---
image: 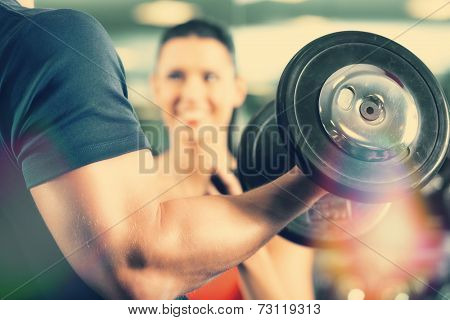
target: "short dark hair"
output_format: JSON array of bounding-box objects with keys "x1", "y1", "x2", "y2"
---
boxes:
[{"x1": 157, "y1": 19, "x2": 235, "y2": 64}]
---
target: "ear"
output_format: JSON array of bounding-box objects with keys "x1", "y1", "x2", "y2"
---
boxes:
[{"x1": 233, "y1": 75, "x2": 247, "y2": 109}]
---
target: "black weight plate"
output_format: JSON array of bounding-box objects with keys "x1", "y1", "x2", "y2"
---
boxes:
[
  {"x1": 237, "y1": 102, "x2": 390, "y2": 247},
  {"x1": 237, "y1": 101, "x2": 295, "y2": 189},
  {"x1": 277, "y1": 31, "x2": 450, "y2": 202}
]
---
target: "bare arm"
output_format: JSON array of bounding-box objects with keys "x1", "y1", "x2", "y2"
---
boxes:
[
  {"x1": 209, "y1": 168, "x2": 315, "y2": 300},
  {"x1": 31, "y1": 149, "x2": 325, "y2": 299},
  {"x1": 239, "y1": 237, "x2": 315, "y2": 300}
]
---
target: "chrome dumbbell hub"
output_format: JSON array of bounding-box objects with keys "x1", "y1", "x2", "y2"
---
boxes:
[{"x1": 319, "y1": 64, "x2": 419, "y2": 162}]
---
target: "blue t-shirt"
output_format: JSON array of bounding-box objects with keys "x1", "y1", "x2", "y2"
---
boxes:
[{"x1": 0, "y1": 0, "x2": 151, "y2": 298}]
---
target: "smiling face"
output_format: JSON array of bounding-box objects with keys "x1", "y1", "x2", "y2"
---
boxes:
[{"x1": 151, "y1": 36, "x2": 246, "y2": 144}]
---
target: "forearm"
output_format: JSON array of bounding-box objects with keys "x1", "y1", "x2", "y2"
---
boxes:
[
  {"x1": 238, "y1": 248, "x2": 287, "y2": 300},
  {"x1": 238, "y1": 238, "x2": 315, "y2": 300},
  {"x1": 134, "y1": 167, "x2": 325, "y2": 296}
]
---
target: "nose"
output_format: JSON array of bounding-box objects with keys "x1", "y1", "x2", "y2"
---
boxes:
[{"x1": 180, "y1": 75, "x2": 207, "y2": 107}]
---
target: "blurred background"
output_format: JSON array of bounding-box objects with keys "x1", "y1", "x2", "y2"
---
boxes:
[{"x1": 35, "y1": 0, "x2": 450, "y2": 300}]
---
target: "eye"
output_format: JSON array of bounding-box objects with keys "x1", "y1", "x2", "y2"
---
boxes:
[
  {"x1": 204, "y1": 72, "x2": 218, "y2": 82},
  {"x1": 167, "y1": 70, "x2": 184, "y2": 81}
]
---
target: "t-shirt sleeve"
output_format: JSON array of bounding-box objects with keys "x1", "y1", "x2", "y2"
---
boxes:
[{"x1": 10, "y1": 9, "x2": 151, "y2": 188}]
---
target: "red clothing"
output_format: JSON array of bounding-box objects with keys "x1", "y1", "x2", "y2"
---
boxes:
[{"x1": 187, "y1": 267, "x2": 243, "y2": 300}]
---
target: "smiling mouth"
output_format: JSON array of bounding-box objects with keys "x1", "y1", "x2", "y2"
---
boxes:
[{"x1": 185, "y1": 120, "x2": 199, "y2": 127}]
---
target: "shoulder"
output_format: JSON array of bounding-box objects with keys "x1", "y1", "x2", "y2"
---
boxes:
[
  {"x1": 13, "y1": 8, "x2": 123, "y2": 85},
  {"x1": 18, "y1": 9, "x2": 114, "y2": 60},
  {"x1": 28, "y1": 8, "x2": 105, "y2": 37}
]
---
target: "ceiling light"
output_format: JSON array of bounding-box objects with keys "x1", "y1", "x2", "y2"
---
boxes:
[
  {"x1": 407, "y1": 0, "x2": 450, "y2": 21},
  {"x1": 234, "y1": 0, "x2": 309, "y2": 4},
  {"x1": 133, "y1": 1, "x2": 199, "y2": 27},
  {"x1": 271, "y1": 0, "x2": 310, "y2": 3}
]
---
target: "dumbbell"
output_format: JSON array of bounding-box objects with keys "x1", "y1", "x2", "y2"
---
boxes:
[{"x1": 237, "y1": 31, "x2": 450, "y2": 247}]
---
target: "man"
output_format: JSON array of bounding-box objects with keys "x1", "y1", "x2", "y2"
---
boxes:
[
  {"x1": 150, "y1": 20, "x2": 315, "y2": 299},
  {"x1": 0, "y1": 0, "x2": 325, "y2": 299}
]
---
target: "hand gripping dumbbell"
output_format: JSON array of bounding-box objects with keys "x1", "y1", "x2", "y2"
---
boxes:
[{"x1": 237, "y1": 31, "x2": 450, "y2": 247}]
